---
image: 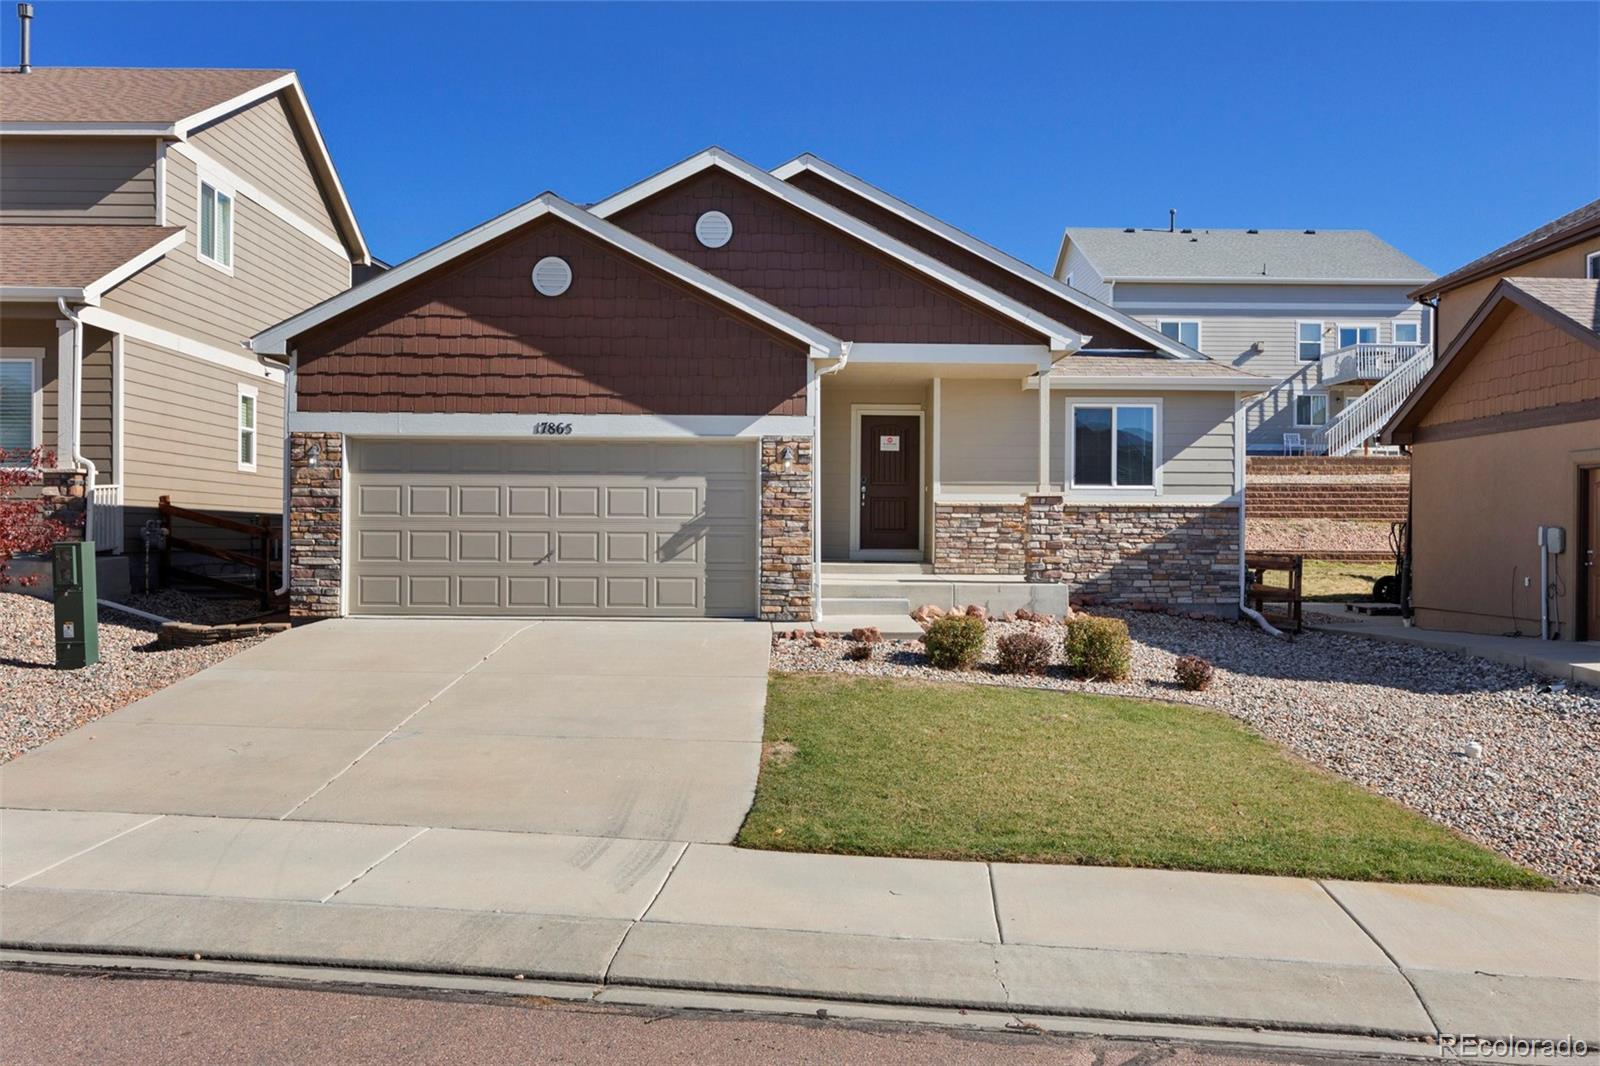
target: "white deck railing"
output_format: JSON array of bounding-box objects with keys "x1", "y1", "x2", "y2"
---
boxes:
[
  {"x1": 89, "y1": 482, "x2": 124, "y2": 554},
  {"x1": 1319, "y1": 343, "x2": 1429, "y2": 386},
  {"x1": 1317, "y1": 346, "x2": 1435, "y2": 456}
]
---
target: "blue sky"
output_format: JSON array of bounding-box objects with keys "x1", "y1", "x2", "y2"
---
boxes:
[{"x1": 7, "y1": 2, "x2": 1596, "y2": 275}]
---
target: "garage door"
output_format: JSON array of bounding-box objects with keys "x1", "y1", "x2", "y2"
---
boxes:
[{"x1": 348, "y1": 440, "x2": 758, "y2": 616}]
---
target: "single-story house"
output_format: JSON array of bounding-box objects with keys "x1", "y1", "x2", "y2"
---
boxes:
[{"x1": 252, "y1": 149, "x2": 1268, "y2": 622}]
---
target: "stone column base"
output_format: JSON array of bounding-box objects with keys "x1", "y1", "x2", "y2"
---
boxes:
[
  {"x1": 289, "y1": 432, "x2": 343, "y2": 622},
  {"x1": 759, "y1": 436, "x2": 813, "y2": 621}
]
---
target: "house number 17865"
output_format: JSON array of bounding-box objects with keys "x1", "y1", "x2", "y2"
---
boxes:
[{"x1": 532, "y1": 422, "x2": 574, "y2": 436}]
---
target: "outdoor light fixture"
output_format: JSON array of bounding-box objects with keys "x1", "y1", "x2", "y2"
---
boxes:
[
  {"x1": 780, "y1": 445, "x2": 795, "y2": 472},
  {"x1": 306, "y1": 443, "x2": 321, "y2": 467}
]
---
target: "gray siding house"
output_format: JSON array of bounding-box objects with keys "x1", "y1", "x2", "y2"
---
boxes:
[
  {"x1": 1054, "y1": 227, "x2": 1436, "y2": 455},
  {"x1": 0, "y1": 66, "x2": 369, "y2": 577}
]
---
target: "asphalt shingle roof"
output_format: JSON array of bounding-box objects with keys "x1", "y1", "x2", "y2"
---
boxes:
[
  {"x1": 0, "y1": 225, "x2": 181, "y2": 288},
  {"x1": 1064, "y1": 227, "x2": 1434, "y2": 283},
  {"x1": 1417, "y1": 200, "x2": 1600, "y2": 297},
  {"x1": 1504, "y1": 277, "x2": 1600, "y2": 334},
  {"x1": 1049, "y1": 353, "x2": 1269, "y2": 383},
  {"x1": 0, "y1": 67, "x2": 288, "y2": 124}
]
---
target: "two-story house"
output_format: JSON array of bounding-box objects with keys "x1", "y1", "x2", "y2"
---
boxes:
[
  {"x1": 0, "y1": 66, "x2": 369, "y2": 587},
  {"x1": 1053, "y1": 227, "x2": 1435, "y2": 456}
]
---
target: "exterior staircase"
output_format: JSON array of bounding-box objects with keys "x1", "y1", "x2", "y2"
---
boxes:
[
  {"x1": 1317, "y1": 345, "x2": 1436, "y2": 456},
  {"x1": 817, "y1": 562, "x2": 1070, "y2": 637}
]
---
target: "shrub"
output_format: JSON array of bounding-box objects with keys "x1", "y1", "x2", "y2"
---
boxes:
[
  {"x1": 1062, "y1": 615, "x2": 1131, "y2": 681},
  {"x1": 0, "y1": 447, "x2": 78, "y2": 587},
  {"x1": 1174, "y1": 655, "x2": 1214, "y2": 691},
  {"x1": 922, "y1": 614, "x2": 986, "y2": 671},
  {"x1": 995, "y1": 631, "x2": 1052, "y2": 675},
  {"x1": 844, "y1": 641, "x2": 874, "y2": 662}
]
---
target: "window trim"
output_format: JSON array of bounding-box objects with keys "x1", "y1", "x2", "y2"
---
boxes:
[
  {"x1": 1335, "y1": 322, "x2": 1379, "y2": 349},
  {"x1": 1294, "y1": 390, "x2": 1330, "y2": 428},
  {"x1": 1156, "y1": 319, "x2": 1202, "y2": 352},
  {"x1": 197, "y1": 170, "x2": 236, "y2": 275},
  {"x1": 0, "y1": 350, "x2": 45, "y2": 464},
  {"x1": 1586, "y1": 251, "x2": 1600, "y2": 279},
  {"x1": 1067, "y1": 398, "x2": 1163, "y2": 495},
  {"x1": 1391, "y1": 319, "x2": 1421, "y2": 346},
  {"x1": 1295, "y1": 319, "x2": 1326, "y2": 362},
  {"x1": 236, "y1": 382, "x2": 258, "y2": 473}
]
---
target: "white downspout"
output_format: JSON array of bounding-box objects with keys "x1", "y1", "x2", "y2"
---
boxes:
[
  {"x1": 1233, "y1": 390, "x2": 1283, "y2": 637},
  {"x1": 811, "y1": 344, "x2": 850, "y2": 625},
  {"x1": 55, "y1": 298, "x2": 99, "y2": 540},
  {"x1": 271, "y1": 349, "x2": 294, "y2": 597}
]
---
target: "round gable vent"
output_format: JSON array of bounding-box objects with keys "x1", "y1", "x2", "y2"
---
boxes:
[
  {"x1": 695, "y1": 210, "x2": 733, "y2": 249},
  {"x1": 531, "y1": 256, "x2": 572, "y2": 297}
]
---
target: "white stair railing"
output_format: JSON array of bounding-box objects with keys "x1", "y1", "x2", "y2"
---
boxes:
[
  {"x1": 89, "y1": 482, "x2": 124, "y2": 553},
  {"x1": 1319, "y1": 343, "x2": 1429, "y2": 386},
  {"x1": 1318, "y1": 346, "x2": 1435, "y2": 456}
]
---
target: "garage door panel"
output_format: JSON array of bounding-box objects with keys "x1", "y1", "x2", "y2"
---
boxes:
[{"x1": 350, "y1": 440, "x2": 761, "y2": 617}]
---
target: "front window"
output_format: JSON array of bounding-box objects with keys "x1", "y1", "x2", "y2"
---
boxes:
[
  {"x1": 1072, "y1": 403, "x2": 1157, "y2": 488},
  {"x1": 200, "y1": 180, "x2": 234, "y2": 269},
  {"x1": 1297, "y1": 321, "x2": 1324, "y2": 361},
  {"x1": 237, "y1": 384, "x2": 257, "y2": 472},
  {"x1": 0, "y1": 358, "x2": 40, "y2": 464},
  {"x1": 1295, "y1": 392, "x2": 1329, "y2": 427},
  {"x1": 1338, "y1": 324, "x2": 1377, "y2": 348},
  {"x1": 1158, "y1": 320, "x2": 1200, "y2": 350},
  {"x1": 1393, "y1": 321, "x2": 1420, "y2": 345}
]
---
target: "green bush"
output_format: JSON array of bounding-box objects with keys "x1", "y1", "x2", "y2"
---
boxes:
[
  {"x1": 995, "y1": 631, "x2": 1052, "y2": 675},
  {"x1": 1063, "y1": 615, "x2": 1131, "y2": 681},
  {"x1": 922, "y1": 614, "x2": 987, "y2": 671}
]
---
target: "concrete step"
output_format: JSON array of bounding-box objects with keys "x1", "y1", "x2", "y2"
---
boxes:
[
  {"x1": 820, "y1": 596, "x2": 912, "y2": 617},
  {"x1": 814, "y1": 613, "x2": 926, "y2": 639},
  {"x1": 822, "y1": 580, "x2": 1071, "y2": 617},
  {"x1": 820, "y1": 562, "x2": 931, "y2": 576}
]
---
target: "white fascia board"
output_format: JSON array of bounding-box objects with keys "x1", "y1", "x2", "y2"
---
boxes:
[
  {"x1": 77, "y1": 305, "x2": 282, "y2": 381},
  {"x1": 1104, "y1": 275, "x2": 1436, "y2": 286},
  {"x1": 288, "y1": 411, "x2": 813, "y2": 438},
  {"x1": 773, "y1": 154, "x2": 1202, "y2": 362},
  {"x1": 847, "y1": 343, "x2": 1049, "y2": 365},
  {"x1": 592, "y1": 148, "x2": 1083, "y2": 352},
  {"x1": 0, "y1": 122, "x2": 173, "y2": 136},
  {"x1": 1, "y1": 286, "x2": 86, "y2": 302},
  {"x1": 82, "y1": 230, "x2": 187, "y2": 302},
  {"x1": 170, "y1": 141, "x2": 351, "y2": 262},
  {"x1": 252, "y1": 193, "x2": 844, "y2": 359},
  {"x1": 172, "y1": 73, "x2": 371, "y2": 266},
  {"x1": 1027, "y1": 376, "x2": 1269, "y2": 392}
]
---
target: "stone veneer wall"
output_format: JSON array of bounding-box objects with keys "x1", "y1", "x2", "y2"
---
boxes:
[
  {"x1": 39, "y1": 469, "x2": 87, "y2": 537},
  {"x1": 289, "y1": 431, "x2": 343, "y2": 621},
  {"x1": 759, "y1": 436, "x2": 814, "y2": 622},
  {"x1": 932, "y1": 502, "x2": 1025, "y2": 575},
  {"x1": 1027, "y1": 496, "x2": 1240, "y2": 613}
]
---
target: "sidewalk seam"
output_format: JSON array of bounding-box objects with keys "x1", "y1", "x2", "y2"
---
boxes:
[
  {"x1": 318, "y1": 827, "x2": 431, "y2": 904},
  {"x1": 602, "y1": 841, "x2": 693, "y2": 987},
  {"x1": 1316, "y1": 880, "x2": 1443, "y2": 1036},
  {"x1": 985, "y1": 862, "x2": 1005, "y2": 944},
  {"x1": 278, "y1": 621, "x2": 544, "y2": 820},
  {"x1": 3, "y1": 814, "x2": 164, "y2": 889}
]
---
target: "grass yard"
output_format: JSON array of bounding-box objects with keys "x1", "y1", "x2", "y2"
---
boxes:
[
  {"x1": 1261, "y1": 559, "x2": 1394, "y2": 602},
  {"x1": 740, "y1": 674, "x2": 1544, "y2": 887}
]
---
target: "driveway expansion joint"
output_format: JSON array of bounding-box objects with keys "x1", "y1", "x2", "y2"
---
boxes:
[
  {"x1": 1314, "y1": 879, "x2": 1443, "y2": 1037},
  {"x1": 318, "y1": 827, "x2": 431, "y2": 903}
]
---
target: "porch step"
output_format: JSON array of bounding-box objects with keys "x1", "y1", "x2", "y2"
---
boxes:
[
  {"x1": 820, "y1": 561, "x2": 932, "y2": 576},
  {"x1": 816, "y1": 614, "x2": 926, "y2": 640},
  {"x1": 819, "y1": 580, "x2": 1072, "y2": 619},
  {"x1": 820, "y1": 596, "x2": 912, "y2": 617}
]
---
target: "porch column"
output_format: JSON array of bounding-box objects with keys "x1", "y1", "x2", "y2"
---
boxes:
[
  {"x1": 55, "y1": 317, "x2": 75, "y2": 463},
  {"x1": 1036, "y1": 369, "x2": 1051, "y2": 492}
]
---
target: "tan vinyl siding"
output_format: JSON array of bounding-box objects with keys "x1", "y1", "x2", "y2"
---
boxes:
[
  {"x1": 1056, "y1": 240, "x2": 1112, "y2": 302},
  {"x1": 80, "y1": 327, "x2": 114, "y2": 474},
  {"x1": 188, "y1": 93, "x2": 342, "y2": 243},
  {"x1": 937, "y1": 378, "x2": 1238, "y2": 499},
  {"x1": 100, "y1": 149, "x2": 350, "y2": 350},
  {"x1": 0, "y1": 137, "x2": 156, "y2": 224},
  {"x1": 818, "y1": 380, "x2": 931, "y2": 559},
  {"x1": 1433, "y1": 234, "x2": 1600, "y2": 348},
  {"x1": 121, "y1": 337, "x2": 282, "y2": 515}
]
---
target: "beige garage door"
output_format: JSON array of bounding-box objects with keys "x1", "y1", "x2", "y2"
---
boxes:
[{"x1": 348, "y1": 440, "x2": 758, "y2": 616}]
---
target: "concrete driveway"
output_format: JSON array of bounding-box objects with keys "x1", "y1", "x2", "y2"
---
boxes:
[{"x1": 0, "y1": 619, "x2": 770, "y2": 843}]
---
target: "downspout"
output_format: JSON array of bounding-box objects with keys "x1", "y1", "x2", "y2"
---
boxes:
[
  {"x1": 55, "y1": 298, "x2": 99, "y2": 537},
  {"x1": 811, "y1": 343, "x2": 850, "y2": 624},
  {"x1": 1233, "y1": 390, "x2": 1283, "y2": 637},
  {"x1": 251, "y1": 344, "x2": 293, "y2": 598}
]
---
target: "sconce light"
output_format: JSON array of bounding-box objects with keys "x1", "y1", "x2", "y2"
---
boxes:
[
  {"x1": 306, "y1": 443, "x2": 321, "y2": 467},
  {"x1": 780, "y1": 445, "x2": 795, "y2": 472}
]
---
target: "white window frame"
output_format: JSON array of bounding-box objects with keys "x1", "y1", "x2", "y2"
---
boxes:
[
  {"x1": 1294, "y1": 390, "x2": 1329, "y2": 428},
  {"x1": 236, "y1": 382, "x2": 258, "y2": 473},
  {"x1": 1067, "y1": 398, "x2": 1163, "y2": 495},
  {"x1": 197, "y1": 170, "x2": 236, "y2": 275},
  {"x1": 1336, "y1": 322, "x2": 1379, "y2": 349},
  {"x1": 1392, "y1": 320, "x2": 1421, "y2": 345},
  {"x1": 1295, "y1": 320, "x2": 1325, "y2": 362},
  {"x1": 0, "y1": 350, "x2": 45, "y2": 466},
  {"x1": 1586, "y1": 251, "x2": 1600, "y2": 279},
  {"x1": 1156, "y1": 319, "x2": 1202, "y2": 351}
]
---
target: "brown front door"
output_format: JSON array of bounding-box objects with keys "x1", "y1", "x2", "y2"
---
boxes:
[
  {"x1": 859, "y1": 414, "x2": 920, "y2": 551},
  {"x1": 1585, "y1": 468, "x2": 1600, "y2": 640}
]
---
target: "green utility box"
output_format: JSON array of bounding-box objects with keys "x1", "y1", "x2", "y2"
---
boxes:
[{"x1": 53, "y1": 540, "x2": 99, "y2": 669}]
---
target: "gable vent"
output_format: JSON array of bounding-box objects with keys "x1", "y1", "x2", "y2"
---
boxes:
[
  {"x1": 531, "y1": 256, "x2": 572, "y2": 297},
  {"x1": 695, "y1": 211, "x2": 733, "y2": 249}
]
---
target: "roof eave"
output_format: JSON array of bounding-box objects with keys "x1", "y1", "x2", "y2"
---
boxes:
[
  {"x1": 1104, "y1": 274, "x2": 1436, "y2": 286},
  {"x1": 1409, "y1": 219, "x2": 1600, "y2": 301}
]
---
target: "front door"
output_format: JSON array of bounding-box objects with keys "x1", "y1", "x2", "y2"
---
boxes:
[
  {"x1": 1585, "y1": 467, "x2": 1600, "y2": 640},
  {"x1": 859, "y1": 414, "x2": 920, "y2": 552}
]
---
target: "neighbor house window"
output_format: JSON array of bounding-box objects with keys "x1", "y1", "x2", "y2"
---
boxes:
[
  {"x1": 199, "y1": 178, "x2": 234, "y2": 270},
  {"x1": 1158, "y1": 320, "x2": 1201, "y2": 350},
  {"x1": 1337, "y1": 324, "x2": 1377, "y2": 348},
  {"x1": 1072, "y1": 403, "x2": 1158, "y2": 488},
  {"x1": 1393, "y1": 321, "x2": 1421, "y2": 345},
  {"x1": 0, "y1": 357, "x2": 41, "y2": 464},
  {"x1": 1297, "y1": 321, "x2": 1324, "y2": 361},
  {"x1": 1587, "y1": 251, "x2": 1599, "y2": 279},
  {"x1": 1295, "y1": 392, "x2": 1329, "y2": 427},
  {"x1": 237, "y1": 383, "x2": 258, "y2": 472}
]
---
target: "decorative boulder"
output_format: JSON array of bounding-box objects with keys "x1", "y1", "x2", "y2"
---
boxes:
[
  {"x1": 910, "y1": 604, "x2": 945, "y2": 623},
  {"x1": 964, "y1": 603, "x2": 988, "y2": 620},
  {"x1": 849, "y1": 626, "x2": 883, "y2": 644}
]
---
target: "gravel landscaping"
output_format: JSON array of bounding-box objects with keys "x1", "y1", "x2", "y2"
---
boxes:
[
  {"x1": 773, "y1": 611, "x2": 1600, "y2": 887},
  {"x1": 1, "y1": 592, "x2": 266, "y2": 763}
]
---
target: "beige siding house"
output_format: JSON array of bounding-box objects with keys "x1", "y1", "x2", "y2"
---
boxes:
[{"x1": 0, "y1": 67, "x2": 369, "y2": 588}]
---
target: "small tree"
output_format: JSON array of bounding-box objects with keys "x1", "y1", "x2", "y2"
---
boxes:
[{"x1": 0, "y1": 448, "x2": 80, "y2": 587}]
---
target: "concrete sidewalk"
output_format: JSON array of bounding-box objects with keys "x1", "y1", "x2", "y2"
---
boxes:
[
  {"x1": 1307, "y1": 607, "x2": 1600, "y2": 687},
  {"x1": 2, "y1": 809, "x2": 1595, "y2": 1048}
]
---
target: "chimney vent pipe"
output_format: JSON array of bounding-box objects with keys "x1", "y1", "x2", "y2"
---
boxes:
[{"x1": 17, "y1": 3, "x2": 33, "y2": 74}]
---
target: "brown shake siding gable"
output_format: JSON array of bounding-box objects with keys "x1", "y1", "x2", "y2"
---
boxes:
[
  {"x1": 785, "y1": 169, "x2": 1150, "y2": 351},
  {"x1": 609, "y1": 169, "x2": 1041, "y2": 345},
  {"x1": 294, "y1": 216, "x2": 809, "y2": 416}
]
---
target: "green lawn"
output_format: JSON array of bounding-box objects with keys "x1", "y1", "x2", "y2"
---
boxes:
[
  {"x1": 740, "y1": 674, "x2": 1545, "y2": 887},
  {"x1": 1279, "y1": 559, "x2": 1394, "y2": 602}
]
